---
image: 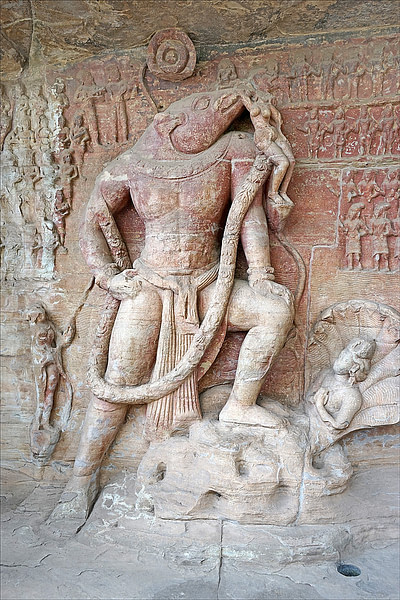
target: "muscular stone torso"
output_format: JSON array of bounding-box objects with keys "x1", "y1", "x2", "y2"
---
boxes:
[{"x1": 130, "y1": 160, "x2": 231, "y2": 271}]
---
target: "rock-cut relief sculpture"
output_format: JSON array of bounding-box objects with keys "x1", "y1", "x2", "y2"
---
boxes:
[
  {"x1": 26, "y1": 283, "x2": 93, "y2": 465},
  {"x1": 340, "y1": 169, "x2": 399, "y2": 272},
  {"x1": 26, "y1": 302, "x2": 75, "y2": 465},
  {"x1": 305, "y1": 300, "x2": 400, "y2": 493},
  {"x1": 50, "y1": 72, "x2": 298, "y2": 525}
]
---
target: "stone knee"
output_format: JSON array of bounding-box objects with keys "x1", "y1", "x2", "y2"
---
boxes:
[
  {"x1": 269, "y1": 153, "x2": 290, "y2": 194},
  {"x1": 274, "y1": 153, "x2": 290, "y2": 176},
  {"x1": 257, "y1": 294, "x2": 294, "y2": 342}
]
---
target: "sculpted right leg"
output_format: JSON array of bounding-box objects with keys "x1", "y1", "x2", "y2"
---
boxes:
[{"x1": 49, "y1": 285, "x2": 162, "y2": 523}]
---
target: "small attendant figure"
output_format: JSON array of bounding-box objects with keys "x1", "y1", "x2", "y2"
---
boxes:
[{"x1": 340, "y1": 202, "x2": 369, "y2": 270}]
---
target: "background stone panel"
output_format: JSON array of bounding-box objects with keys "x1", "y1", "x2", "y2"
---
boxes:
[{"x1": 1, "y1": 1, "x2": 398, "y2": 488}]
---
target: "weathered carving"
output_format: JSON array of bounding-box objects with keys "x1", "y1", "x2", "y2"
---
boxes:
[
  {"x1": 297, "y1": 108, "x2": 321, "y2": 158},
  {"x1": 340, "y1": 203, "x2": 369, "y2": 270},
  {"x1": 56, "y1": 150, "x2": 78, "y2": 205},
  {"x1": 377, "y1": 104, "x2": 396, "y2": 154},
  {"x1": 357, "y1": 106, "x2": 373, "y2": 155},
  {"x1": 146, "y1": 28, "x2": 196, "y2": 82},
  {"x1": 339, "y1": 169, "x2": 399, "y2": 272},
  {"x1": 135, "y1": 402, "x2": 307, "y2": 524},
  {"x1": 382, "y1": 168, "x2": 399, "y2": 203},
  {"x1": 306, "y1": 301, "x2": 400, "y2": 494},
  {"x1": 74, "y1": 71, "x2": 105, "y2": 146},
  {"x1": 297, "y1": 54, "x2": 320, "y2": 101},
  {"x1": 55, "y1": 114, "x2": 71, "y2": 154},
  {"x1": 394, "y1": 206, "x2": 400, "y2": 269},
  {"x1": 343, "y1": 170, "x2": 359, "y2": 203},
  {"x1": 0, "y1": 84, "x2": 13, "y2": 150},
  {"x1": 370, "y1": 201, "x2": 392, "y2": 271},
  {"x1": 105, "y1": 65, "x2": 130, "y2": 144},
  {"x1": 324, "y1": 54, "x2": 348, "y2": 100},
  {"x1": 348, "y1": 52, "x2": 367, "y2": 98},
  {"x1": 52, "y1": 190, "x2": 70, "y2": 248},
  {"x1": 357, "y1": 170, "x2": 382, "y2": 202},
  {"x1": 51, "y1": 78, "x2": 69, "y2": 113},
  {"x1": 49, "y1": 74, "x2": 298, "y2": 526},
  {"x1": 321, "y1": 108, "x2": 349, "y2": 158},
  {"x1": 216, "y1": 58, "x2": 238, "y2": 89},
  {"x1": 40, "y1": 219, "x2": 59, "y2": 276},
  {"x1": 25, "y1": 284, "x2": 93, "y2": 465},
  {"x1": 25, "y1": 302, "x2": 74, "y2": 465}
]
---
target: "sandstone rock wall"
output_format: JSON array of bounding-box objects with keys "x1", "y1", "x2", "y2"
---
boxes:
[{"x1": 1, "y1": 1, "x2": 399, "y2": 490}]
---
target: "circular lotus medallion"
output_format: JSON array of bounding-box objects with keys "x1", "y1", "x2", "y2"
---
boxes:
[{"x1": 147, "y1": 28, "x2": 196, "y2": 81}]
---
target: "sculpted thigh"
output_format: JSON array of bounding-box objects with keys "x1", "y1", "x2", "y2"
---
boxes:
[
  {"x1": 105, "y1": 284, "x2": 162, "y2": 385},
  {"x1": 199, "y1": 279, "x2": 292, "y2": 333}
]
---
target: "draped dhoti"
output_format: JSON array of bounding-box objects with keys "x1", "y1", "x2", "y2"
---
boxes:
[{"x1": 133, "y1": 259, "x2": 224, "y2": 440}]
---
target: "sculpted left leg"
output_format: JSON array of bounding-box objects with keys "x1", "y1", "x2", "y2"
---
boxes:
[
  {"x1": 200, "y1": 279, "x2": 294, "y2": 427},
  {"x1": 49, "y1": 287, "x2": 162, "y2": 527}
]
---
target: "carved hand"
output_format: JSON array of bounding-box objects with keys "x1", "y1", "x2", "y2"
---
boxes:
[
  {"x1": 250, "y1": 278, "x2": 294, "y2": 308},
  {"x1": 107, "y1": 270, "x2": 141, "y2": 300},
  {"x1": 314, "y1": 387, "x2": 329, "y2": 408}
]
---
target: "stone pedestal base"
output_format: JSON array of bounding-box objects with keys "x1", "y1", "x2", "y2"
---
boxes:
[{"x1": 135, "y1": 410, "x2": 308, "y2": 525}]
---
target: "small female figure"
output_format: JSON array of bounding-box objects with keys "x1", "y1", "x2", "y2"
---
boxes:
[
  {"x1": 69, "y1": 114, "x2": 90, "y2": 177},
  {"x1": 0, "y1": 84, "x2": 12, "y2": 150},
  {"x1": 377, "y1": 104, "x2": 396, "y2": 155},
  {"x1": 392, "y1": 205, "x2": 400, "y2": 270},
  {"x1": 57, "y1": 150, "x2": 78, "y2": 205},
  {"x1": 357, "y1": 106, "x2": 373, "y2": 155},
  {"x1": 322, "y1": 107, "x2": 348, "y2": 158},
  {"x1": 26, "y1": 303, "x2": 74, "y2": 430},
  {"x1": 297, "y1": 108, "x2": 321, "y2": 159},
  {"x1": 25, "y1": 286, "x2": 93, "y2": 465},
  {"x1": 53, "y1": 189, "x2": 71, "y2": 248},
  {"x1": 239, "y1": 84, "x2": 295, "y2": 205},
  {"x1": 343, "y1": 170, "x2": 359, "y2": 203}
]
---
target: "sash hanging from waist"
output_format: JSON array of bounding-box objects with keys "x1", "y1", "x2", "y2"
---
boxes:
[{"x1": 133, "y1": 259, "x2": 220, "y2": 439}]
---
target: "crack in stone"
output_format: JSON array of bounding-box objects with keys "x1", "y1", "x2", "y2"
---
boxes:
[
  {"x1": 1, "y1": 553, "x2": 51, "y2": 569},
  {"x1": 216, "y1": 518, "x2": 224, "y2": 600}
]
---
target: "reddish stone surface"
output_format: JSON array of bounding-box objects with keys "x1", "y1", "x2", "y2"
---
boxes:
[{"x1": 1, "y1": 30, "x2": 399, "y2": 478}]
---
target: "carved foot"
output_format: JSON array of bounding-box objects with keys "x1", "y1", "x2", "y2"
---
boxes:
[
  {"x1": 47, "y1": 473, "x2": 99, "y2": 535},
  {"x1": 219, "y1": 396, "x2": 287, "y2": 428}
]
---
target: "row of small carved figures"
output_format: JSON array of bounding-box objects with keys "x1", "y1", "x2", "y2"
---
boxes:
[
  {"x1": 298, "y1": 104, "x2": 398, "y2": 158},
  {"x1": 342, "y1": 170, "x2": 399, "y2": 205},
  {"x1": 1, "y1": 75, "x2": 128, "y2": 154},
  {"x1": 1, "y1": 192, "x2": 70, "y2": 278},
  {"x1": 263, "y1": 43, "x2": 399, "y2": 103},
  {"x1": 0, "y1": 80, "x2": 68, "y2": 152},
  {"x1": 73, "y1": 46, "x2": 398, "y2": 108},
  {"x1": 1, "y1": 145, "x2": 81, "y2": 199},
  {"x1": 2, "y1": 90, "x2": 90, "y2": 168},
  {"x1": 340, "y1": 201, "x2": 400, "y2": 271}
]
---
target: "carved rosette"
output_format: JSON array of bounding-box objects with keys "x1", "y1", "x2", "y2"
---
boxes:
[{"x1": 147, "y1": 28, "x2": 196, "y2": 81}]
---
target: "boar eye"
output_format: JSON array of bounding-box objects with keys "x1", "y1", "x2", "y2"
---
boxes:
[{"x1": 192, "y1": 96, "x2": 210, "y2": 110}]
